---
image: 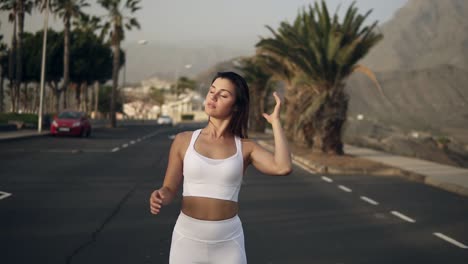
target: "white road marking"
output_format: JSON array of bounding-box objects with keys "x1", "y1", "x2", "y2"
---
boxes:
[
  {"x1": 338, "y1": 185, "x2": 352, "y2": 193},
  {"x1": 360, "y1": 196, "x2": 379, "y2": 205},
  {"x1": 0, "y1": 191, "x2": 12, "y2": 200},
  {"x1": 433, "y1": 232, "x2": 468, "y2": 249},
  {"x1": 391, "y1": 211, "x2": 416, "y2": 223},
  {"x1": 321, "y1": 176, "x2": 333, "y2": 183},
  {"x1": 291, "y1": 159, "x2": 315, "y2": 174},
  {"x1": 137, "y1": 139, "x2": 141, "y2": 142},
  {"x1": 130, "y1": 140, "x2": 136, "y2": 144},
  {"x1": 122, "y1": 144, "x2": 129, "y2": 148},
  {"x1": 169, "y1": 135, "x2": 176, "y2": 140},
  {"x1": 111, "y1": 147, "x2": 120, "y2": 152}
]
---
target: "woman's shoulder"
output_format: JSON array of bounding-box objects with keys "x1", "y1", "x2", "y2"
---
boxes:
[
  {"x1": 173, "y1": 130, "x2": 195, "y2": 143},
  {"x1": 240, "y1": 138, "x2": 260, "y2": 152}
]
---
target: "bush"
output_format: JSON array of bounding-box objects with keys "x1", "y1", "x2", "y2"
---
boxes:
[
  {"x1": 181, "y1": 114, "x2": 194, "y2": 120},
  {"x1": 0, "y1": 113, "x2": 53, "y2": 127}
]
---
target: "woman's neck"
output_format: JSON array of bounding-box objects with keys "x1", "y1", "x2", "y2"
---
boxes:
[{"x1": 203, "y1": 118, "x2": 232, "y2": 139}]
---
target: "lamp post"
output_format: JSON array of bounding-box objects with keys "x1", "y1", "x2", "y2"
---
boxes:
[
  {"x1": 37, "y1": 0, "x2": 49, "y2": 133},
  {"x1": 121, "y1": 39, "x2": 148, "y2": 89}
]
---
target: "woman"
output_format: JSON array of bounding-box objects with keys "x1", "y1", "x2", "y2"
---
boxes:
[{"x1": 149, "y1": 71, "x2": 292, "y2": 263}]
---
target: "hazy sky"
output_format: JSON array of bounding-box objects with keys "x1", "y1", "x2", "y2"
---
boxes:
[{"x1": 1, "y1": 0, "x2": 408, "y2": 48}]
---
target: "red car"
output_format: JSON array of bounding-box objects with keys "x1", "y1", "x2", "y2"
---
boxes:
[{"x1": 50, "y1": 110, "x2": 92, "y2": 137}]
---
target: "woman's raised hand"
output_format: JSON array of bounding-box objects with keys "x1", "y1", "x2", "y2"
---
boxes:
[{"x1": 262, "y1": 92, "x2": 282, "y2": 124}]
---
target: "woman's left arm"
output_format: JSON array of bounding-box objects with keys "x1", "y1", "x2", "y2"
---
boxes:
[{"x1": 249, "y1": 92, "x2": 292, "y2": 176}]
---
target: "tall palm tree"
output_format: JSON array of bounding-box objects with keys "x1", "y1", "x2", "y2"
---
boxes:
[
  {"x1": 257, "y1": 1, "x2": 383, "y2": 154},
  {"x1": 254, "y1": 51, "x2": 296, "y2": 137},
  {"x1": 0, "y1": 0, "x2": 33, "y2": 112},
  {"x1": 98, "y1": 0, "x2": 141, "y2": 128},
  {"x1": 51, "y1": 0, "x2": 89, "y2": 111},
  {"x1": 0, "y1": 23, "x2": 7, "y2": 112},
  {"x1": 73, "y1": 14, "x2": 103, "y2": 114}
]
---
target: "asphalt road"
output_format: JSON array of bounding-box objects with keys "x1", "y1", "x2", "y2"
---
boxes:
[{"x1": 0, "y1": 124, "x2": 467, "y2": 264}]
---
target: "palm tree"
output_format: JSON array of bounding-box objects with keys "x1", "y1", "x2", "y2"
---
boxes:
[
  {"x1": 98, "y1": 0, "x2": 141, "y2": 128},
  {"x1": 236, "y1": 56, "x2": 272, "y2": 132},
  {"x1": 51, "y1": 0, "x2": 89, "y2": 111},
  {"x1": 254, "y1": 52, "x2": 296, "y2": 137},
  {"x1": 257, "y1": 1, "x2": 383, "y2": 154}
]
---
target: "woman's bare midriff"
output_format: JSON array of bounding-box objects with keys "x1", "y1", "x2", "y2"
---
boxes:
[{"x1": 182, "y1": 196, "x2": 239, "y2": 221}]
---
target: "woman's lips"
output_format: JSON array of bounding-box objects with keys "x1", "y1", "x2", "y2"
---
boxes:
[{"x1": 206, "y1": 102, "x2": 216, "y2": 109}]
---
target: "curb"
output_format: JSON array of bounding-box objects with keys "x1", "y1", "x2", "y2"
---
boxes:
[
  {"x1": 257, "y1": 140, "x2": 468, "y2": 197},
  {"x1": 0, "y1": 131, "x2": 51, "y2": 141}
]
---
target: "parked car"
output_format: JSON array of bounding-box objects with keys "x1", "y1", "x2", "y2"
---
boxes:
[
  {"x1": 50, "y1": 110, "x2": 91, "y2": 137},
  {"x1": 157, "y1": 115, "x2": 173, "y2": 125}
]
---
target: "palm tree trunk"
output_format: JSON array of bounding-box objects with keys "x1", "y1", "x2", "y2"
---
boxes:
[
  {"x1": 16, "y1": 0, "x2": 24, "y2": 113},
  {"x1": 33, "y1": 83, "x2": 39, "y2": 113},
  {"x1": 0, "y1": 69, "x2": 4, "y2": 112},
  {"x1": 94, "y1": 81, "x2": 99, "y2": 116},
  {"x1": 110, "y1": 31, "x2": 120, "y2": 128},
  {"x1": 83, "y1": 82, "x2": 89, "y2": 112},
  {"x1": 62, "y1": 15, "x2": 70, "y2": 111},
  {"x1": 282, "y1": 82, "x2": 297, "y2": 140},
  {"x1": 311, "y1": 88, "x2": 348, "y2": 155},
  {"x1": 75, "y1": 82, "x2": 82, "y2": 110}
]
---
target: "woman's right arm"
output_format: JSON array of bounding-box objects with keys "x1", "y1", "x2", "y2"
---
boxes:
[{"x1": 149, "y1": 132, "x2": 188, "y2": 215}]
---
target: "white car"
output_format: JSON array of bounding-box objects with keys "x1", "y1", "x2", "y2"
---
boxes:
[{"x1": 157, "y1": 115, "x2": 173, "y2": 125}]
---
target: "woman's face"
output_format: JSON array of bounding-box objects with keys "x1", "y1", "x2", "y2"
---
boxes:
[{"x1": 205, "y1": 78, "x2": 237, "y2": 119}]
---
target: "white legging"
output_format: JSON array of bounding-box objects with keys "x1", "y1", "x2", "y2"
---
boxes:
[{"x1": 169, "y1": 212, "x2": 247, "y2": 264}]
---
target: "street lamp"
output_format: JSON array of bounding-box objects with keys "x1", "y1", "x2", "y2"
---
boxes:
[
  {"x1": 38, "y1": 0, "x2": 50, "y2": 133},
  {"x1": 121, "y1": 39, "x2": 148, "y2": 88}
]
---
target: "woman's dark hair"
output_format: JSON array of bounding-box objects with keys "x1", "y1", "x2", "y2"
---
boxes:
[{"x1": 210, "y1": 71, "x2": 250, "y2": 138}]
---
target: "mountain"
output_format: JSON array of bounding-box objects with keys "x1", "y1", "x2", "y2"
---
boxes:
[
  {"x1": 363, "y1": 0, "x2": 468, "y2": 72},
  {"x1": 125, "y1": 42, "x2": 253, "y2": 83},
  {"x1": 344, "y1": 0, "x2": 468, "y2": 166}
]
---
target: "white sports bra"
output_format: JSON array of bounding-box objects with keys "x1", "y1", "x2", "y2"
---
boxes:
[{"x1": 182, "y1": 129, "x2": 243, "y2": 202}]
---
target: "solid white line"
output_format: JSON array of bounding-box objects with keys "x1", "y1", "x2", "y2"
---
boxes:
[
  {"x1": 122, "y1": 144, "x2": 129, "y2": 148},
  {"x1": 391, "y1": 211, "x2": 416, "y2": 223},
  {"x1": 0, "y1": 191, "x2": 12, "y2": 200},
  {"x1": 321, "y1": 176, "x2": 333, "y2": 183},
  {"x1": 360, "y1": 196, "x2": 379, "y2": 205},
  {"x1": 433, "y1": 232, "x2": 468, "y2": 249},
  {"x1": 338, "y1": 185, "x2": 352, "y2": 193},
  {"x1": 111, "y1": 147, "x2": 120, "y2": 152}
]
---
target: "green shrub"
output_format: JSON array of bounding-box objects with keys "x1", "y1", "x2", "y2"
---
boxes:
[
  {"x1": 181, "y1": 114, "x2": 194, "y2": 120},
  {"x1": 0, "y1": 113, "x2": 53, "y2": 126},
  {"x1": 0, "y1": 113, "x2": 37, "y2": 124}
]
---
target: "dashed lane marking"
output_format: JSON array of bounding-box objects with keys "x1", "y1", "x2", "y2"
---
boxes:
[
  {"x1": 0, "y1": 191, "x2": 12, "y2": 200},
  {"x1": 338, "y1": 185, "x2": 352, "y2": 193},
  {"x1": 111, "y1": 147, "x2": 120, "y2": 152},
  {"x1": 391, "y1": 211, "x2": 416, "y2": 223},
  {"x1": 122, "y1": 144, "x2": 129, "y2": 148},
  {"x1": 360, "y1": 196, "x2": 379, "y2": 205},
  {"x1": 321, "y1": 176, "x2": 333, "y2": 183},
  {"x1": 433, "y1": 232, "x2": 468, "y2": 249}
]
